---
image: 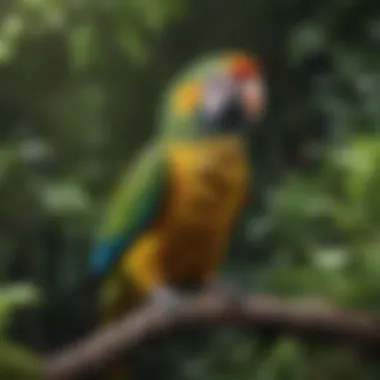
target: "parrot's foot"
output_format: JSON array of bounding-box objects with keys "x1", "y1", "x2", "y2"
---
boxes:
[
  {"x1": 149, "y1": 285, "x2": 184, "y2": 315},
  {"x1": 206, "y1": 279, "x2": 244, "y2": 309}
]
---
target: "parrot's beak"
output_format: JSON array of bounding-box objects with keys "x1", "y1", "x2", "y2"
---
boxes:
[{"x1": 240, "y1": 78, "x2": 266, "y2": 122}]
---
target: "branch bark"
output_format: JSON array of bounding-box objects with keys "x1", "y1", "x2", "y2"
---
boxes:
[{"x1": 44, "y1": 294, "x2": 380, "y2": 380}]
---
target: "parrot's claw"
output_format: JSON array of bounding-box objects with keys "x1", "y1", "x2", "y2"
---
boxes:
[
  {"x1": 206, "y1": 279, "x2": 244, "y2": 309},
  {"x1": 150, "y1": 285, "x2": 184, "y2": 315}
]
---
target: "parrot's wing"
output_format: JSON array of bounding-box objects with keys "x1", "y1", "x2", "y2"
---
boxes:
[{"x1": 90, "y1": 142, "x2": 167, "y2": 276}]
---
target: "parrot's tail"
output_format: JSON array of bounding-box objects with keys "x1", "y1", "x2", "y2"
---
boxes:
[{"x1": 98, "y1": 271, "x2": 144, "y2": 380}]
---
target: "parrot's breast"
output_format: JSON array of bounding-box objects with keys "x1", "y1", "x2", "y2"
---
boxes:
[
  {"x1": 157, "y1": 137, "x2": 251, "y2": 283},
  {"x1": 166, "y1": 137, "x2": 250, "y2": 226},
  {"x1": 122, "y1": 137, "x2": 252, "y2": 292}
]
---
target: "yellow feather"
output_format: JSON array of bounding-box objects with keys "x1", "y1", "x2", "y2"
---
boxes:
[{"x1": 172, "y1": 81, "x2": 203, "y2": 117}]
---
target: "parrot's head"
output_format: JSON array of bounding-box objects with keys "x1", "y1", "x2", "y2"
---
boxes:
[{"x1": 158, "y1": 51, "x2": 267, "y2": 140}]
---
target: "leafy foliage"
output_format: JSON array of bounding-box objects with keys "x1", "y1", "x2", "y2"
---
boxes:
[
  {"x1": 0, "y1": 0, "x2": 379, "y2": 378},
  {"x1": 0, "y1": 285, "x2": 42, "y2": 379}
]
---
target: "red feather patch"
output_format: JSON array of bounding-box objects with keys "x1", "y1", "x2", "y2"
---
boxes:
[{"x1": 229, "y1": 55, "x2": 260, "y2": 81}]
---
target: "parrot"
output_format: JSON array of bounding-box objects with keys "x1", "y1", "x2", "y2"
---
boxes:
[{"x1": 88, "y1": 50, "x2": 267, "y2": 379}]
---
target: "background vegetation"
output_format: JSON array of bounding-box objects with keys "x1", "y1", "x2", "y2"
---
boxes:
[{"x1": 0, "y1": 0, "x2": 379, "y2": 378}]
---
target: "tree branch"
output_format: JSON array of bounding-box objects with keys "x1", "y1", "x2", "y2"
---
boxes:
[{"x1": 44, "y1": 294, "x2": 380, "y2": 380}]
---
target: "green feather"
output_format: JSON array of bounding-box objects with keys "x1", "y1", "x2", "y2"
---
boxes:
[{"x1": 91, "y1": 141, "x2": 167, "y2": 275}]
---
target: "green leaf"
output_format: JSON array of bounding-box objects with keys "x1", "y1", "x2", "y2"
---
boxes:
[
  {"x1": 287, "y1": 21, "x2": 326, "y2": 67},
  {"x1": 68, "y1": 23, "x2": 98, "y2": 71},
  {"x1": 0, "y1": 284, "x2": 39, "y2": 334}
]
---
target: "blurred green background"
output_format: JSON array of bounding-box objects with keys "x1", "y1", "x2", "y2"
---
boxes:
[{"x1": 0, "y1": 0, "x2": 380, "y2": 378}]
